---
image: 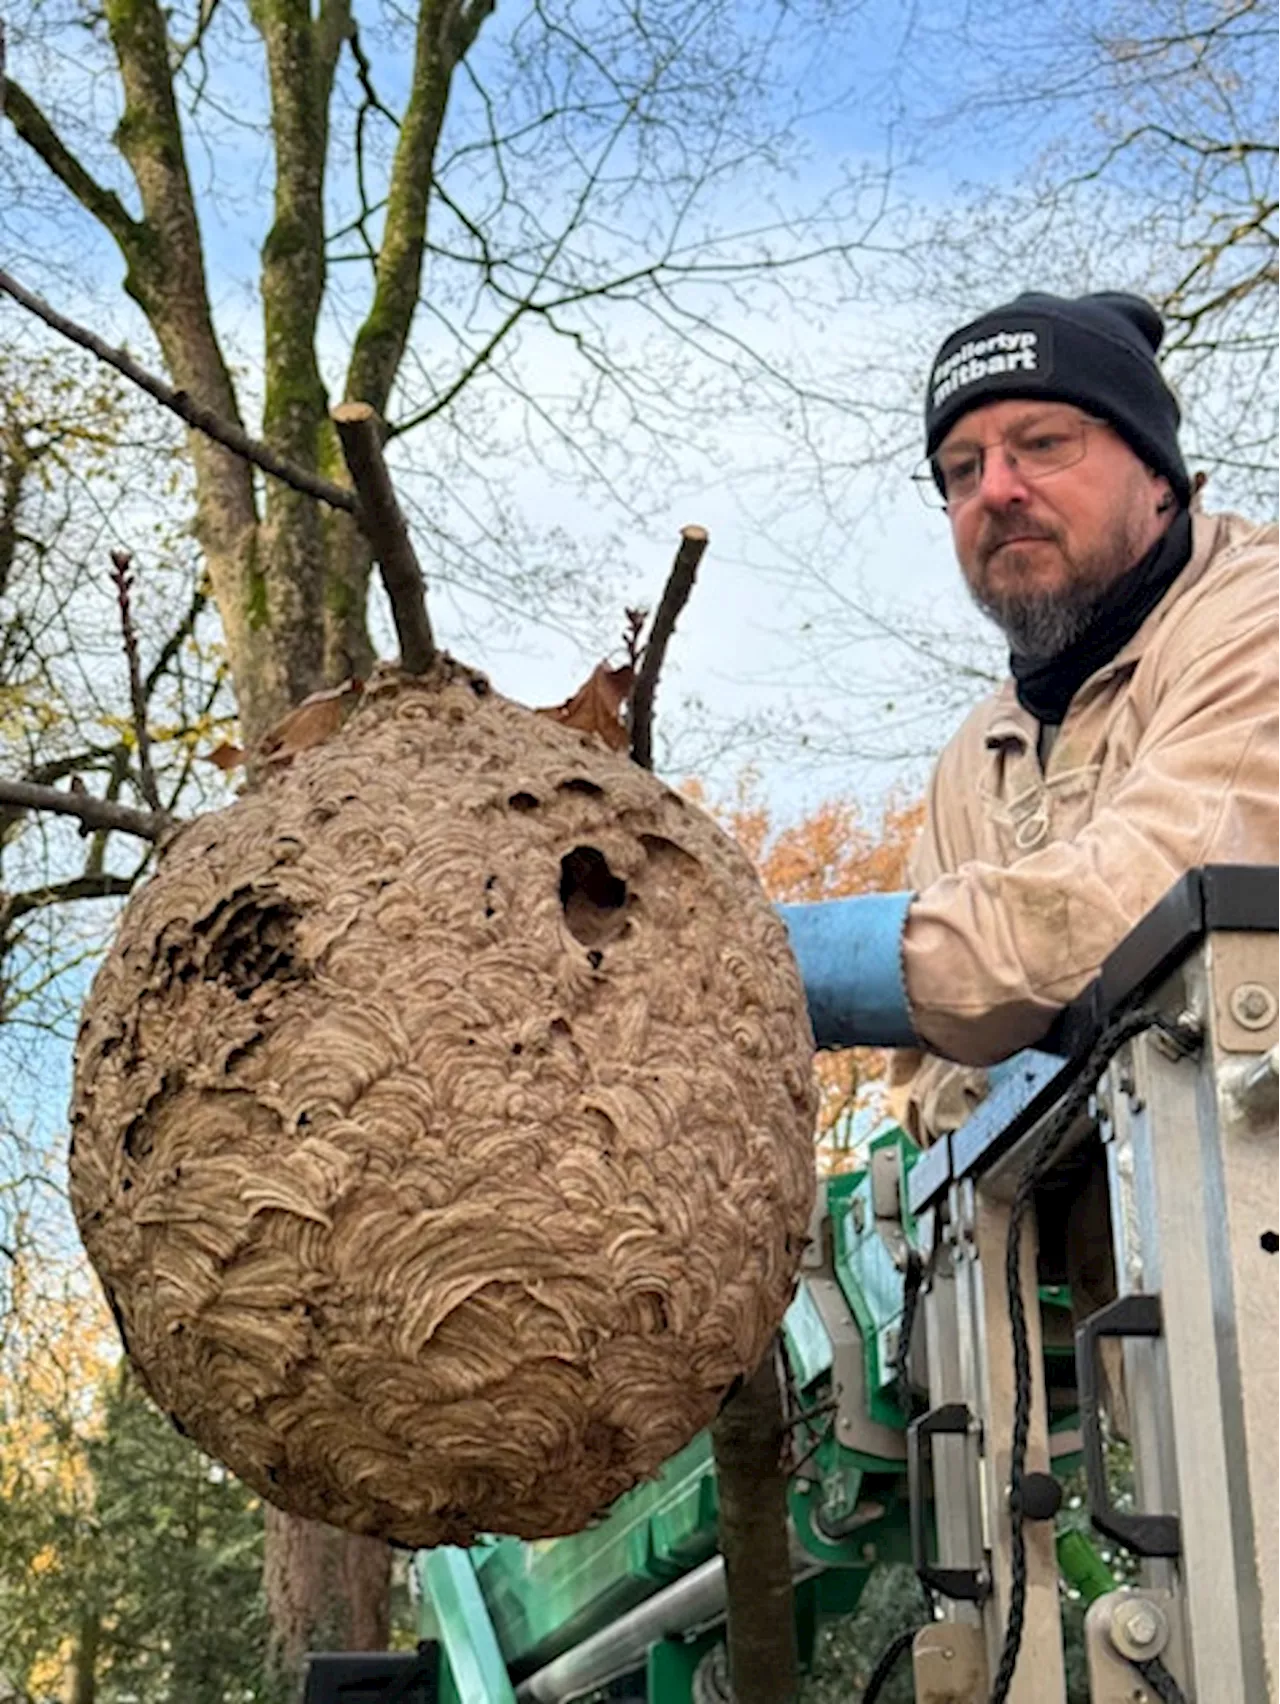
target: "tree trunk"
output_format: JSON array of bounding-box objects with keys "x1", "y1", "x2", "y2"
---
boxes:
[
  {"x1": 263, "y1": 1507, "x2": 392, "y2": 1694},
  {"x1": 69, "y1": 1605, "x2": 100, "y2": 1704},
  {"x1": 710, "y1": 1343, "x2": 799, "y2": 1704}
]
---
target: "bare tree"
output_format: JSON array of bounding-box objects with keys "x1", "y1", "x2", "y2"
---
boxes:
[
  {"x1": 911, "y1": 0, "x2": 1277, "y2": 510},
  {"x1": 0, "y1": 339, "x2": 231, "y2": 1044}
]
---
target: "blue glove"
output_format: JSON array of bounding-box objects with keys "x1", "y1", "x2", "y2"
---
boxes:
[{"x1": 776, "y1": 893, "x2": 919, "y2": 1050}]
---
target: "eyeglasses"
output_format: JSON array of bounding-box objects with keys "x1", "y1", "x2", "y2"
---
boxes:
[{"x1": 912, "y1": 412, "x2": 1109, "y2": 510}]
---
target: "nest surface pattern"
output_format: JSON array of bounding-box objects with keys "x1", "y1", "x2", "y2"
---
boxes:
[{"x1": 70, "y1": 667, "x2": 818, "y2": 1547}]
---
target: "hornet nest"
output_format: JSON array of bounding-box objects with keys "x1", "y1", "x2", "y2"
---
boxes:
[{"x1": 69, "y1": 661, "x2": 817, "y2": 1547}]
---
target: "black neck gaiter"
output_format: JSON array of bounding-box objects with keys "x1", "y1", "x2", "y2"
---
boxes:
[{"x1": 1010, "y1": 508, "x2": 1193, "y2": 726}]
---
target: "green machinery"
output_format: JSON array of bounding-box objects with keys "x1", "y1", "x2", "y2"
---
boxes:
[{"x1": 303, "y1": 866, "x2": 1276, "y2": 1703}]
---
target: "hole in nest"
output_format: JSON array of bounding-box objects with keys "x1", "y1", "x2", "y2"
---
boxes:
[
  {"x1": 558, "y1": 776, "x2": 604, "y2": 797},
  {"x1": 122, "y1": 1116, "x2": 153, "y2": 1161},
  {"x1": 559, "y1": 846, "x2": 628, "y2": 947},
  {"x1": 194, "y1": 896, "x2": 302, "y2": 999},
  {"x1": 1262, "y1": 1230, "x2": 1279, "y2": 1255},
  {"x1": 508, "y1": 791, "x2": 539, "y2": 811}
]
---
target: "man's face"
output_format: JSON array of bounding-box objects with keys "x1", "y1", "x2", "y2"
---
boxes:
[{"x1": 939, "y1": 398, "x2": 1172, "y2": 658}]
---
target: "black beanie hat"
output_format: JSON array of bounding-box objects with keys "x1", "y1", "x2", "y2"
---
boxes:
[{"x1": 924, "y1": 291, "x2": 1190, "y2": 504}]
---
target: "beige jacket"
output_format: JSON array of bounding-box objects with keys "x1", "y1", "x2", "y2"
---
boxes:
[{"x1": 891, "y1": 509, "x2": 1278, "y2": 1145}]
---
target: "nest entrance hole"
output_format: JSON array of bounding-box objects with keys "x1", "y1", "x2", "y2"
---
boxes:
[
  {"x1": 560, "y1": 846, "x2": 628, "y2": 948},
  {"x1": 189, "y1": 893, "x2": 301, "y2": 998}
]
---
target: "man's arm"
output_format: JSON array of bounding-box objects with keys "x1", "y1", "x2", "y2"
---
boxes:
[{"x1": 904, "y1": 609, "x2": 1276, "y2": 1064}]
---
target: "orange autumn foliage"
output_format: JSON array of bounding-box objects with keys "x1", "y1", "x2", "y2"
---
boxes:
[{"x1": 687, "y1": 778, "x2": 925, "y2": 1166}]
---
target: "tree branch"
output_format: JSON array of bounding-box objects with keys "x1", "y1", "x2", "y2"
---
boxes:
[
  {"x1": 330, "y1": 403, "x2": 435, "y2": 673},
  {"x1": 2, "y1": 873, "x2": 138, "y2": 927},
  {"x1": 1, "y1": 80, "x2": 145, "y2": 256},
  {"x1": 109, "y1": 550, "x2": 164, "y2": 812},
  {"x1": 0, "y1": 430, "x2": 26, "y2": 601},
  {"x1": 252, "y1": 0, "x2": 344, "y2": 464},
  {"x1": 629, "y1": 526, "x2": 707, "y2": 771},
  {"x1": 345, "y1": 0, "x2": 495, "y2": 413},
  {"x1": 0, "y1": 270, "x2": 357, "y2": 514},
  {"x1": 0, "y1": 781, "x2": 170, "y2": 841},
  {"x1": 144, "y1": 575, "x2": 210, "y2": 697}
]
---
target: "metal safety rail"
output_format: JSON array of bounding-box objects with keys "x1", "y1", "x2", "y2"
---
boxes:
[{"x1": 903, "y1": 864, "x2": 1278, "y2": 1704}]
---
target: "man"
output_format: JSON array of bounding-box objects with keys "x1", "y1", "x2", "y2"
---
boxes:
[{"x1": 782, "y1": 290, "x2": 1277, "y2": 1140}]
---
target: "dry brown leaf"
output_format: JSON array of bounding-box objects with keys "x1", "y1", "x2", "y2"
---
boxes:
[
  {"x1": 256, "y1": 679, "x2": 365, "y2": 765},
  {"x1": 536, "y1": 663, "x2": 634, "y2": 751},
  {"x1": 207, "y1": 743, "x2": 246, "y2": 772}
]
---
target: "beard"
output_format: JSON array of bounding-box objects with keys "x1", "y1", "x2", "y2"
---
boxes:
[{"x1": 964, "y1": 507, "x2": 1151, "y2": 660}]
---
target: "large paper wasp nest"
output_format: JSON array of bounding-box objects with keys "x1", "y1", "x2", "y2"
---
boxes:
[{"x1": 69, "y1": 663, "x2": 817, "y2": 1547}]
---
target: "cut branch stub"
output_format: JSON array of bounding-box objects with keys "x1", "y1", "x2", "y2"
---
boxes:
[
  {"x1": 330, "y1": 402, "x2": 435, "y2": 675},
  {"x1": 630, "y1": 525, "x2": 709, "y2": 771},
  {"x1": 69, "y1": 666, "x2": 817, "y2": 1547}
]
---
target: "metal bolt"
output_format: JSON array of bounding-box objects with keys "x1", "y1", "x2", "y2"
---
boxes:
[
  {"x1": 1122, "y1": 1605, "x2": 1159, "y2": 1647},
  {"x1": 1110, "y1": 1595, "x2": 1169, "y2": 1661},
  {"x1": 1231, "y1": 982, "x2": 1277, "y2": 1030},
  {"x1": 1152, "y1": 1008, "x2": 1203, "y2": 1059}
]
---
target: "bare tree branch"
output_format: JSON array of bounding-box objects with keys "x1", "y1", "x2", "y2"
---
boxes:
[
  {"x1": 630, "y1": 525, "x2": 708, "y2": 771},
  {"x1": 0, "y1": 780, "x2": 170, "y2": 842},
  {"x1": 330, "y1": 403, "x2": 436, "y2": 673},
  {"x1": 109, "y1": 551, "x2": 164, "y2": 813},
  {"x1": 0, "y1": 270, "x2": 357, "y2": 515},
  {"x1": 2, "y1": 873, "x2": 138, "y2": 927},
  {"x1": 344, "y1": 0, "x2": 496, "y2": 413},
  {"x1": 2, "y1": 79, "x2": 145, "y2": 256},
  {"x1": 144, "y1": 575, "x2": 211, "y2": 698}
]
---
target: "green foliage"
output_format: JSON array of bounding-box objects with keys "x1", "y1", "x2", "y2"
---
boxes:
[
  {"x1": 0, "y1": 1353, "x2": 270, "y2": 1704},
  {"x1": 87, "y1": 1368, "x2": 271, "y2": 1703}
]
